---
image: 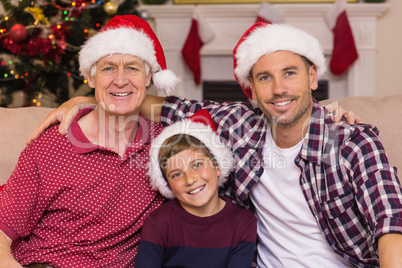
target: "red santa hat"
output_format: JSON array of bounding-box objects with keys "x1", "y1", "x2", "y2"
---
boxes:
[
  {"x1": 79, "y1": 15, "x2": 180, "y2": 95},
  {"x1": 233, "y1": 23, "x2": 326, "y2": 99},
  {"x1": 148, "y1": 109, "x2": 235, "y2": 199}
]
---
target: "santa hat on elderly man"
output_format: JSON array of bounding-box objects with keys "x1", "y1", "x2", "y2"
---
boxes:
[
  {"x1": 147, "y1": 109, "x2": 235, "y2": 199},
  {"x1": 79, "y1": 15, "x2": 180, "y2": 95},
  {"x1": 233, "y1": 22, "x2": 327, "y2": 100}
]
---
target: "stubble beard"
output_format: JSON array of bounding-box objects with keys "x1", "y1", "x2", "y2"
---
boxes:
[{"x1": 259, "y1": 88, "x2": 313, "y2": 129}]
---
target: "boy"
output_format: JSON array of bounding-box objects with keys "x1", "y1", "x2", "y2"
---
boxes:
[{"x1": 135, "y1": 110, "x2": 257, "y2": 268}]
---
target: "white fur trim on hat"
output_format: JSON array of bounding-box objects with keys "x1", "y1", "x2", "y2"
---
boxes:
[
  {"x1": 148, "y1": 120, "x2": 235, "y2": 199},
  {"x1": 79, "y1": 28, "x2": 158, "y2": 79},
  {"x1": 234, "y1": 23, "x2": 326, "y2": 94}
]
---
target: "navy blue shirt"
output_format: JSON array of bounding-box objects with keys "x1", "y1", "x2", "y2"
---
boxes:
[{"x1": 135, "y1": 197, "x2": 257, "y2": 268}]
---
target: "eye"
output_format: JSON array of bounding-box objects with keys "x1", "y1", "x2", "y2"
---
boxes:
[
  {"x1": 259, "y1": 75, "x2": 271, "y2": 82},
  {"x1": 127, "y1": 66, "x2": 138, "y2": 71},
  {"x1": 170, "y1": 171, "x2": 183, "y2": 180},
  {"x1": 102, "y1": 66, "x2": 114, "y2": 72},
  {"x1": 193, "y1": 162, "x2": 202, "y2": 168},
  {"x1": 284, "y1": 71, "x2": 296, "y2": 77}
]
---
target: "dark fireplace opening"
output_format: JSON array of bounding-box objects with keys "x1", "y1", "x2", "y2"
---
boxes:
[{"x1": 203, "y1": 80, "x2": 328, "y2": 103}]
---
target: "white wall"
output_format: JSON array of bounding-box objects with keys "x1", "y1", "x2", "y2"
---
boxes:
[{"x1": 376, "y1": 0, "x2": 402, "y2": 97}]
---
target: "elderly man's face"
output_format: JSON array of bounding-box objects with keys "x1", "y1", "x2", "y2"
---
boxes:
[
  {"x1": 249, "y1": 51, "x2": 318, "y2": 128},
  {"x1": 88, "y1": 54, "x2": 151, "y2": 117}
]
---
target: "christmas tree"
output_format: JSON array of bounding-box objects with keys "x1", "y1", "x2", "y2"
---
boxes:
[{"x1": 0, "y1": 0, "x2": 140, "y2": 107}]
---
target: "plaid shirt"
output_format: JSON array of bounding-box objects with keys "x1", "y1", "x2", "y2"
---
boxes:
[{"x1": 161, "y1": 96, "x2": 402, "y2": 266}]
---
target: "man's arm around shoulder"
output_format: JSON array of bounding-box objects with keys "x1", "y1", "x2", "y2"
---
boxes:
[{"x1": 0, "y1": 230, "x2": 22, "y2": 267}]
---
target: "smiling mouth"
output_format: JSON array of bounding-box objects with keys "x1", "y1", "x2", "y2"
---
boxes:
[
  {"x1": 110, "y1": 92, "x2": 133, "y2": 97},
  {"x1": 188, "y1": 185, "x2": 205, "y2": 195},
  {"x1": 272, "y1": 100, "x2": 292, "y2": 106}
]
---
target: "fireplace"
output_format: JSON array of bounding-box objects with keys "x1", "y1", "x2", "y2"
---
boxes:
[
  {"x1": 203, "y1": 80, "x2": 328, "y2": 103},
  {"x1": 141, "y1": 3, "x2": 389, "y2": 101}
]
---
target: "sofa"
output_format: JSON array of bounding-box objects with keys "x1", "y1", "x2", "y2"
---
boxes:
[{"x1": 1, "y1": 94, "x2": 401, "y2": 185}]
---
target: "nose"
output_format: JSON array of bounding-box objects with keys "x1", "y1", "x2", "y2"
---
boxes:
[
  {"x1": 184, "y1": 172, "x2": 198, "y2": 186},
  {"x1": 114, "y1": 67, "x2": 128, "y2": 87},
  {"x1": 271, "y1": 77, "x2": 288, "y2": 96}
]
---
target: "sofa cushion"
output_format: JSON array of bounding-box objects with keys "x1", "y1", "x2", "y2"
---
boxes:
[{"x1": 0, "y1": 107, "x2": 54, "y2": 184}]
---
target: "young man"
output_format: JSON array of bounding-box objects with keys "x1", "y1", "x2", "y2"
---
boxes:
[
  {"x1": 0, "y1": 15, "x2": 179, "y2": 267},
  {"x1": 26, "y1": 23, "x2": 402, "y2": 267}
]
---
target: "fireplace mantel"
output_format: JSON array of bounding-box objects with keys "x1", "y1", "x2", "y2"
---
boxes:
[{"x1": 141, "y1": 3, "x2": 389, "y2": 100}]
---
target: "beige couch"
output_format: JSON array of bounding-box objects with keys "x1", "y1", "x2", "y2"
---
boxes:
[{"x1": 1, "y1": 95, "x2": 401, "y2": 185}]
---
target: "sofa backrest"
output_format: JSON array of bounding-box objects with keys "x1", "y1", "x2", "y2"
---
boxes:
[{"x1": 0, "y1": 107, "x2": 54, "y2": 184}]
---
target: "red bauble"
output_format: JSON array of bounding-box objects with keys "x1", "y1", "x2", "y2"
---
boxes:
[{"x1": 10, "y1": 24, "x2": 28, "y2": 43}]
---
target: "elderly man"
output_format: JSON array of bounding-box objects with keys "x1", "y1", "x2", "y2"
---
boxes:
[{"x1": 0, "y1": 15, "x2": 179, "y2": 267}]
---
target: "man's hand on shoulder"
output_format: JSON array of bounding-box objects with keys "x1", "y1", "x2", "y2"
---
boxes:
[{"x1": 324, "y1": 102, "x2": 362, "y2": 124}]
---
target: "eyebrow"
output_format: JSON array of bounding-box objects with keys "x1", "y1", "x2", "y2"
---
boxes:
[
  {"x1": 100, "y1": 58, "x2": 143, "y2": 66},
  {"x1": 255, "y1": 65, "x2": 298, "y2": 77}
]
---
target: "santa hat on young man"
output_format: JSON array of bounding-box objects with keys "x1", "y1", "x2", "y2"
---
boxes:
[
  {"x1": 148, "y1": 109, "x2": 235, "y2": 199},
  {"x1": 233, "y1": 23, "x2": 326, "y2": 100},
  {"x1": 79, "y1": 15, "x2": 180, "y2": 95}
]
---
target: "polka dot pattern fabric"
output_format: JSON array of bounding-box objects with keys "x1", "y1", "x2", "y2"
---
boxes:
[{"x1": 0, "y1": 109, "x2": 165, "y2": 267}]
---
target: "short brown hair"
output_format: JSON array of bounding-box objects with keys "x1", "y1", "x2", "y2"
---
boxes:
[{"x1": 158, "y1": 134, "x2": 217, "y2": 182}]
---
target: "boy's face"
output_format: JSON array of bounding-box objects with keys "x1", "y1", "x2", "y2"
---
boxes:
[{"x1": 165, "y1": 149, "x2": 221, "y2": 217}]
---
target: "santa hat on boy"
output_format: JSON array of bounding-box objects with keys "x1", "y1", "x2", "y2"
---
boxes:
[
  {"x1": 79, "y1": 15, "x2": 180, "y2": 95},
  {"x1": 233, "y1": 23, "x2": 326, "y2": 99},
  {"x1": 148, "y1": 109, "x2": 235, "y2": 199}
]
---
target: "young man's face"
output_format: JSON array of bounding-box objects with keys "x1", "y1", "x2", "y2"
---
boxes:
[
  {"x1": 249, "y1": 51, "x2": 318, "y2": 128},
  {"x1": 88, "y1": 54, "x2": 151, "y2": 117},
  {"x1": 165, "y1": 149, "x2": 221, "y2": 217}
]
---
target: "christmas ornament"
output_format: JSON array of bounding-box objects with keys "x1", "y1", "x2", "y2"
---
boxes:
[
  {"x1": 24, "y1": 7, "x2": 50, "y2": 25},
  {"x1": 139, "y1": 10, "x2": 150, "y2": 21},
  {"x1": 103, "y1": 1, "x2": 118, "y2": 15},
  {"x1": 10, "y1": 24, "x2": 28, "y2": 43}
]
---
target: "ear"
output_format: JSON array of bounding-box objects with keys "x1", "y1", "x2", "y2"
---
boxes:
[
  {"x1": 145, "y1": 72, "x2": 152, "y2": 87},
  {"x1": 309, "y1": 65, "x2": 319, "y2": 91},
  {"x1": 87, "y1": 76, "x2": 95, "y2": 89},
  {"x1": 216, "y1": 167, "x2": 221, "y2": 178}
]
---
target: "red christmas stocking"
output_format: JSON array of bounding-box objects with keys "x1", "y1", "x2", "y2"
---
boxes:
[{"x1": 326, "y1": 0, "x2": 358, "y2": 76}]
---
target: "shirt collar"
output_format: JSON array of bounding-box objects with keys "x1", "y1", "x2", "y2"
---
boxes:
[
  {"x1": 66, "y1": 107, "x2": 153, "y2": 155},
  {"x1": 299, "y1": 100, "x2": 326, "y2": 165}
]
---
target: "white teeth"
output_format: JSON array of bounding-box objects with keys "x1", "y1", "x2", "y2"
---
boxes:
[
  {"x1": 274, "y1": 100, "x2": 291, "y2": 106},
  {"x1": 189, "y1": 185, "x2": 205, "y2": 195},
  {"x1": 111, "y1": 93, "x2": 132, "y2": 97}
]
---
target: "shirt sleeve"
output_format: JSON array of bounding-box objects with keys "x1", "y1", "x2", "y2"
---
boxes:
[
  {"x1": 227, "y1": 209, "x2": 257, "y2": 268},
  {"x1": 161, "y1": 96, "x2": 222, "y2": 126},
  {"x1": 342, "y1": 126, "x2": 402, "y2": 244},
  {"x1": 0, "y1": 145, "x2": 42, "y2": 240}
]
